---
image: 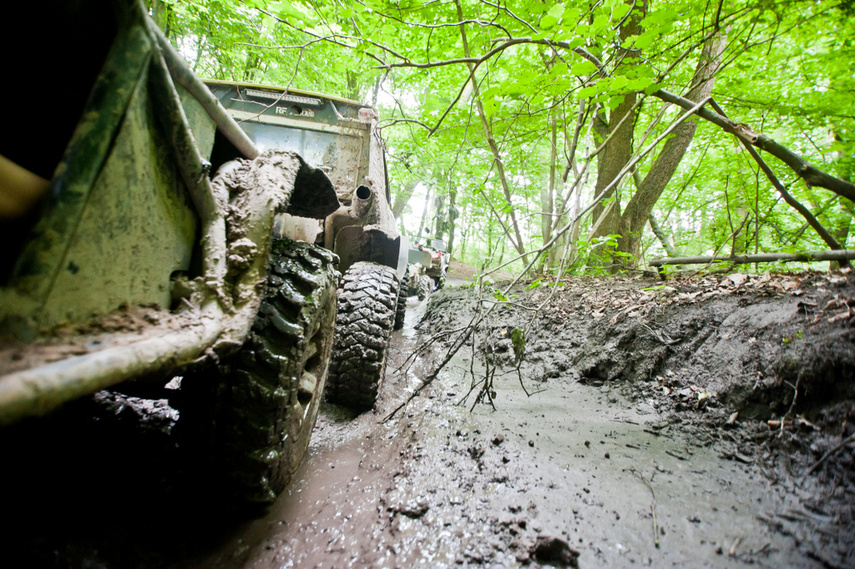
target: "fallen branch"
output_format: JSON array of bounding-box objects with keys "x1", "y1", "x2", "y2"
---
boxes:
[
  {"x1": 631, "y1": 468, "x2": 660, "y2": 548},
  {"x1": 707, "y1": 98, "x2": 846, "y2": 263},
  {"x1": 394, "y1": 325, "x2": 469, "y2": 375},
  {"x1": 650, "y1": 249, "x2": 855, "y2": 268},
  {"x1": 805, "y1": 432, "x2": 855, "y2": 476},
  {"x1": 652, "y1": 89, "x2": 855, "y2": 202}
]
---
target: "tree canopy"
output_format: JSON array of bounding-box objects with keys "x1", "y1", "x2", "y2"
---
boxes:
[{"x1": 154, "y1": 0, "x2": 855, "y2": 275}]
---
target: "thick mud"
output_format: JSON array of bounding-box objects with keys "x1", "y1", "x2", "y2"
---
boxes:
[{"x1": 1, "y1": 268, "x2": 853, "y2": 568}]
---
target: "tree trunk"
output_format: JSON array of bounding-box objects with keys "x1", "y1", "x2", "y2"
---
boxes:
[
  {"x1": 433, "y1": 191, "x2": 446, "y2": 241},
  {"x1": 589, "y1": 1, "x2": 647, "y2": 242},
  {"x1": 648, "y1": 212, "x2": 678, "y2": 257},
  {"x1": 149, "y1": 0, "x2": 170, "y2": 33},
  {"x1": 618, "y1": 28, "x2": 729, "y2": 262},
  {"x1": 447, "y1": 187, "x2": 459, "y2": 254},
  {"x1": 417, "y1": 184, "x2": 433, "y2": 241},
  {"x1": 540, "y1": 110, "x2": 558, "y2": 272},
  {"x1": 393, "y1": 179, "x2": 419, "y2": 218}
]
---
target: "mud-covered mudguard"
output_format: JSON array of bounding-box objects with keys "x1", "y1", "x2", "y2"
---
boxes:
[
  {"x1": 396, "y1": 233, "x2": 411, "y2": 278},
  {"x1": 334, "y1": 225, "x2": 403, "y2": 276},
  {"x1": 286, "y1": 159, "x2": 340, "y2": 219}
]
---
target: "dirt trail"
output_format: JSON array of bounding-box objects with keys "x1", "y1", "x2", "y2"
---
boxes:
[
  {"x1": 174, "y1": 270, "x2": 854, "y2": 568},
  {"x1": 1, "y1": 269, "x2": 853, "y2": 568}
]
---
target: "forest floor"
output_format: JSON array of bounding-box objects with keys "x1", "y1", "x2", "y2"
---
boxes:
[{"x1": 2, "y1": 264, "x2": 854, "y2": 568}]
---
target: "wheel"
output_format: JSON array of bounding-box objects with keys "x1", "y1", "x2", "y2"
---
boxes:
[
  {"x1": 326, "y1": 262, "x2": 398, "y2": 411},
  {"x1": 394, "y1": 269, "x2": 408, "y2": 330},
  {"x1": 417, "y1": 274, "x2": 432, "y2": 301},
  {"x1": 176, "y1": 238, "x2": 338, "y2": 504}
]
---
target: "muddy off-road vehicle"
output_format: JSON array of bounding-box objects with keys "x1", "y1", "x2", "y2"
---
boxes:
[
  {"x1": 0, "y1": 0, "x2": 405, "y2": 504},
  {"x1": 401, "y1": 238, "x2": 450, "y2": 301}
]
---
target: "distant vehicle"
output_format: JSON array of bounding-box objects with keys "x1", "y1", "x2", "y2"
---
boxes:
[{"x1": 400, "y1": 237, "x2": 450, "y2": 305}]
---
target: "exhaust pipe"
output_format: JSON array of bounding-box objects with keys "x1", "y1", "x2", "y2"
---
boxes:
[{"x1": 351, "y1": 185, "x2": 373, "y2": 219}]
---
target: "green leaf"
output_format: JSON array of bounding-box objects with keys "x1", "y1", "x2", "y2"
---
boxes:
[
  {"x1": 577, "y1": 85, "x2": 598, "y2": 98},
  {"x1": 632, "y1": 32, "x2": 656, "y2": 50},
  {"x1": 547, "y1": 4, "x2": 564, "y2": 19},
  {"x1": 571, "y1": 60, "x2": 598, "y2": 76},
  {"x1": 627, "y1": 76, "x2": 654, "y2": 91},
  {"x1": 612, "y1": 3, "x2": 631, "y2": 20},
  {"x1": 506, "y1": 82, "x2": 528, "y2": 97},
  {"x1": 611, "y1": 75, "x2": 628, "y2": 90},
  {"x1": 605, "y1": 95, "x2": 625, "y2": 110},
  {"x1": 562, "y1": 7, "x2": 581, "y2": 22},
  {"x1": 541, "y1": 15, "x2": 559, "y2": 30},
  {"x1": 566, "y1": 36, "x2": 585, "y2": 50},
  {"x1": 591, "y1": 13, "x2": 610, "y2": 33},
  {"x1": 643, "y1": 82, "x2": 663, "y2": 95}
]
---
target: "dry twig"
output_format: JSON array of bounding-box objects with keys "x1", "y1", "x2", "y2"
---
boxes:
[{"x1": 630, "y1": 468, "x2": 660, "y2": 548}]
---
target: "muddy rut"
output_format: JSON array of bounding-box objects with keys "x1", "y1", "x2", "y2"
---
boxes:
[{"x1": 2, "y1": 270, "x2": 854, "y2": 568}]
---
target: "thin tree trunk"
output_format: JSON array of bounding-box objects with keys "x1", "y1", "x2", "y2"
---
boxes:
[
  {"x1": 417, "y1": 185, "x2": 433, "y2": 241},
  {"x1": 447, "y1": 187, "x2": 458, "y2": 254},
  {"x1": 455, "y1": 0, "x2": 529, "y2": 267},
  {"x1": 150, "y1": 0, "x2": 169, "y2": 33},
  {"x1": 541, "y1": 110, "x2": 558, "y2": 272},
  {"x1": 433, "y1": 191, "x2": 446, "y2": 241},
  {"x1": 393, "y1": 179, "x2": 419, "y2": 218},
  {"x1": 648, "y1": 213, "x2": 678, "y2": 257}
]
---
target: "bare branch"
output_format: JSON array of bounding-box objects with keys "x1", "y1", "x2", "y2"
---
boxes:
[
  {"x1": 652, "y1": 90, "x2": 855, "y2": 202},
  {"x1": 707, "y1": 99, "x2": 847, "y2": 260}
]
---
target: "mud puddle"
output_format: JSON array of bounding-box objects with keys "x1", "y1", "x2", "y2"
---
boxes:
[
  {"x1": 402, "y1": 361, "x2": 816, "y2": 567},
  {"x1": 178, "y1": 292, "x2": 823, "y2": 568}
]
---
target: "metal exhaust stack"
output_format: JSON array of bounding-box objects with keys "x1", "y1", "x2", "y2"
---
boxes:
[{"x1": 351, "y1": 185, "x2": 373, "y2": 219}]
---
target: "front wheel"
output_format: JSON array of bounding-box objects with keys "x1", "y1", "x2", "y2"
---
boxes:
[
  {"x1": 176, "y1": 239, "x2": 338, "y2": 504},
  {"x1": 326, "y1": 262, "x2": 398, "y2": 411}
]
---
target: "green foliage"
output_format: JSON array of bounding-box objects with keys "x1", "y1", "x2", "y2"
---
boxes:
[{"x1": 162, "y1": 0, "x2": 854, "y2": 276}]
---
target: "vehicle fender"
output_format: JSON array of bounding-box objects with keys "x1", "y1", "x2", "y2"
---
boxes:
[{"x1": 333, "y1": 225, "x2": 401, "y2": 275}]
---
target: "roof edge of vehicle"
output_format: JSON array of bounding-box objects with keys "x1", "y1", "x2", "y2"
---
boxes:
[{"x1": 203, "y1": 79, "x2": 375, "y2": 110}]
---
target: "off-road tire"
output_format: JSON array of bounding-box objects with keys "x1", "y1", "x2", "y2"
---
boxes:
[
  {"x1": 177, "y1": 238, "x2": 338, "y2": 505},
  {"x1": 394, "y1": 269, "x2": 408, "y2": 330},
  {"x1": 417, "y1": 274, "x2": 432, "y2": 301},
  {"x1": 326, "y1": 262, "x2": 398, "y2": 411}
]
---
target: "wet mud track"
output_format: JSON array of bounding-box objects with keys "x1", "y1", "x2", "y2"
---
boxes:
[{"x1": 2, "y1": 274, "x2": 853, "y2": 568}]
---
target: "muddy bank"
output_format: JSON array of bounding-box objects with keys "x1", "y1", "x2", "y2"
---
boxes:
[{"x1": 417, "y1": 269, "x2": 855, "y2": 566}]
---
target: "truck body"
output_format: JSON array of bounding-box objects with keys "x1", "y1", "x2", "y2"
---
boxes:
[{"x1": 0, "y1": 0, "x2": 405, "y2": 504}]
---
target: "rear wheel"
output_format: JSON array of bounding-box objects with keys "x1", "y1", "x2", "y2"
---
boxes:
[
  {"x1": 417, "y1": 274, "x2": 432, "y2": 301},
  {"x1": 394, "y1": 269, "x2": 408, "y2": 330},
  {"x1": 176, "y1": 239, "x2": 338, "y2": 505},
  {"x1": 326, "y1": 262, "x2": 398, "y2": 411}
]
